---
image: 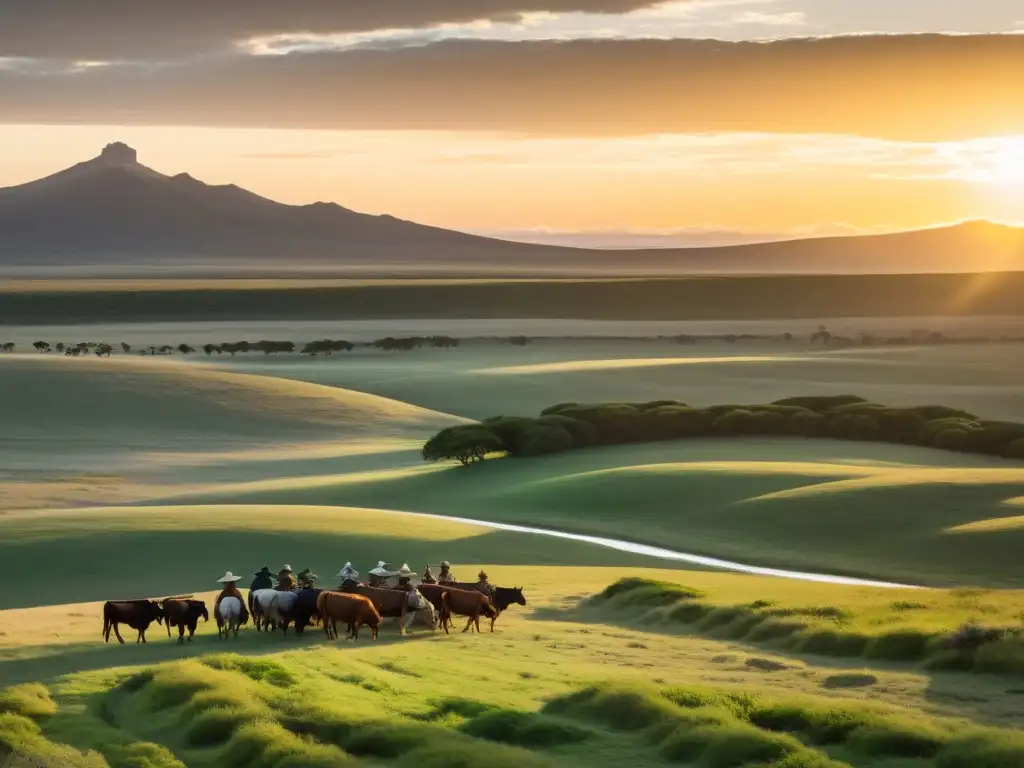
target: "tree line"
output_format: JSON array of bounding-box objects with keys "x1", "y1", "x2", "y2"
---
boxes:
[
  {"x1": 13, "y1": 336, "x2": 466, "y2": 358},
  {"x1": 421, "y1": 395, "x2": 1024, "y2": 466}
]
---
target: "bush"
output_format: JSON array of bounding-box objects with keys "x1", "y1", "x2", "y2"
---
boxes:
[
  {"x1": 772, "y1": 395, "x2": 867, "y2": 412},
  {"x1": 964, "y1": 421, "x2": 1024, "y2": 456},
  {"x1": 932, "y1": 428, "x2": 975, "y2": 452},
  {"x1": 421, "y1": 426, "x2": 505, "y2": 466},
  {"x1": 537, "y1": 415, "x2": 598, "y2": 447},
  {"x1": 714, "y1": 409, "x2": 787, "y2": 436},
  {"x1": 876, "y1": 408, "x2": 929, "y2": 444},
  {"x1": 646, "y1": 406, "x2": 714, "y2": 439},
  {"x1": 825, "y1": 413, "x2": 882, "y2": 441},
  {"x1": 555, "y1": 404, "x2": 646, "y2": 444},
  {"x1": 516, "y1": 424, "x2": 575, "y2": 457}
]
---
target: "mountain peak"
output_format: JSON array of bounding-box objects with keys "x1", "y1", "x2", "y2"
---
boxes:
[{"x1": 97, "y1": 142, "x2": 138, "y2": 166}]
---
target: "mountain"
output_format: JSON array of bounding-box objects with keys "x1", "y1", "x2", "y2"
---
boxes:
[{"x1": 0, "y1": 144, "x2": 1021, "y2": 276}]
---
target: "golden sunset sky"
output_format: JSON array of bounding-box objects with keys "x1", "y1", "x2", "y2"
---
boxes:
[{"x1": 1, "y1": 0, "x2": 1022, "y2": 246}]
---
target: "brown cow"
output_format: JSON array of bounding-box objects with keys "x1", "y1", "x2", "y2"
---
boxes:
[
  {"x1": 161, "y1": 598, "x2": 209, "y2": 644},
  {"x1": 439, "y1": 590, "x2": 499, "y2": 635},
  {"x1": 346, "y1": 585, "x2": 436, "y2": 635},
  {"x1": 450, "y1": 582, "x2": 527, "y2": 629},
  {"x1": 316, "y1": 591, "x2": 381, "y2": 641},
  {"x1": 102, "y1": 600, "x2": 165, "y2": 644}
]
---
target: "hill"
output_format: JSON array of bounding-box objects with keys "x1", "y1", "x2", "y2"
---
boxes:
[{"x1": 1, "y1": 143, "x2": 1021, "y2": 275}]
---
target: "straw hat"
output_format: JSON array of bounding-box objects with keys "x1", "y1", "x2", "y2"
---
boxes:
[{"x1": 217, "y1": 572, "x2": 241, "y2": 583}]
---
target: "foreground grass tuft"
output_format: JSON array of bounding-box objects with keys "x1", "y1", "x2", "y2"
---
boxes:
[{"x1": 589, "y1": 578, "x2": 1024, "y2": 673}]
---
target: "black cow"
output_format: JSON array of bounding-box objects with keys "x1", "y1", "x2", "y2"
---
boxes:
[
  {"x1": 162, "y1": 598, "x2": 209, "y2": 644},
  {"x1": 292, "y1": 588, "x2": 323, "y2": 635},
  {"x1": 103, "y1": 600, "x2": 165, "y2": 644}
]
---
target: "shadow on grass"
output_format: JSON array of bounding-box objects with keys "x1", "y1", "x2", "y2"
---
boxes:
[{"x1": 0, "y1": 622, "x2": 446, "y2": 688}]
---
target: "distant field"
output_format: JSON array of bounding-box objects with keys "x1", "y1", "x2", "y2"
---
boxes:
[{"x1": 0, "y1": 272, "x2": 1022, "y2": 323}]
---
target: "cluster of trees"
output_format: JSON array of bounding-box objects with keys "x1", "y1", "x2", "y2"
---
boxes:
[{"x1": 422, "y1": 394, "x2": 1024, "y2": 466}]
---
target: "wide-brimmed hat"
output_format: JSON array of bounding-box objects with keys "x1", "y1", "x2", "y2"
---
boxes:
[
  {"x1": 396, "y1": 563, "x2": 414, "y2": 578},
  {"x1": 337, "y1": 562, "x2": 359, "y2": 579},
  {"x1": 280, "y1": 564, "x2": 293, "y2": 573},
  {"x1": 440, "y1": 561, "x2": 451, "y2": 568},
  {"x1": 254, "y1": 566, "x2": 271, "y2": 576},
  {"x1": 218, "y1": 572, "x2": 241, "y2": 583},
  {"x1": 368, "y1": 561, "x2": 395, "y2": 578}
]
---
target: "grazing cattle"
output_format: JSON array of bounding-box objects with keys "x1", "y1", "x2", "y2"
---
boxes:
[
  {"x1": 450, "y1": 583, "x2": 527, "y2": 628},
  {"x1": 251, "y1": 589, "x2": 300, "y2": 634},
  {"x1": 162, "y1": 598, "x2": 209, "y2": 644},
  {"x1": 346, "y1": 585, "x2": 436, "y2": 635},
  {"x1": 316, "y1": 591, "x2": 381, "y2": 641},
  {"x1": 439, "y1": 589, "x2": 499, "y2": 635},
  {"x1": 415, "y1": 583, "x2": 464, "y2": 632},
  {"x1": 102, "y1": 600, "x2": 164, "y2": 644},
  {"x1": 292, "y1": 588, "x2": 323, "y2": 635},
  {"x1": 217, "y1": 597, "x2": 244, "y2": 639}
]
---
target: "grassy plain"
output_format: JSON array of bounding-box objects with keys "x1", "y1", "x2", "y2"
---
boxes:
[
  {"x1": 2, "y1": 326, "x2": 1024, "y2": 766},
  {"x1": 3, "y1": 567, "x2": 1024, "y2": 768}
]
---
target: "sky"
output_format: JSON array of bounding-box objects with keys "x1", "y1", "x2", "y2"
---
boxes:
[{"x1": 0, "y1": 0, "x2": 1022, "y2": 246}]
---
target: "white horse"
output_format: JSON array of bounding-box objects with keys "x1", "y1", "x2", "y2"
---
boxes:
[
  {"x1": 252, "y1": 589, "x2": 300, "y2": 635},
  {"x1": 217, "y1": 597, "x2": 243, "y2": 640},
  {"x1": 402, "y1": 589, "x2": 437, "y2": 634}
]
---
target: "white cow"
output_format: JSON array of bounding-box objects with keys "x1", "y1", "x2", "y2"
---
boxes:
[{"x1": 251, "y1": 589, "x2": 300, "y2": 635}]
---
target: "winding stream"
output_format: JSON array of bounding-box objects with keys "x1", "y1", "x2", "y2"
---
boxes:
[{"x1": 374, "y1": 508, "x2": 922, "y2": 589}]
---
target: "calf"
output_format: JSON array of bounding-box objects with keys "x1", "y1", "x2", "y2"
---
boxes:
[
  {"x1": 102, "y1": 600, "x2": 164, "y2": 644},
  {"x1": 439, "y1": 590, "x2": 499, "y2": 635},
  {"x1": 316, "y1": 591, "x2": 381, "y2": 641},
  {"x1": 162, "y1": 598, "x2": 209, "y2": 644}
]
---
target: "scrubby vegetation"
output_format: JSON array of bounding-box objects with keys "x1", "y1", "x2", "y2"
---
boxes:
[
  {"x1": 586, "y1": 578, "x2": 1024, "y2": 674},
  {"x1": 422, "y1": 395, "x2": 1024, "y2": 464},
  {"x1": 6, "y1": 654, "x2": 1024, "y2": 768}
]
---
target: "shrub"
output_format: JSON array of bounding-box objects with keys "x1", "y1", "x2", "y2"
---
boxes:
[
  {"x1": 785, "y1": 410, "x2": 825, "y2": 437},
  {"x1": 712, "y1": 409, "x2": 787, "y2": 435},
  {"x1": 932, "y1": 428, "x2": 975, "y2": 452},
  {"x1": 964, "y1": 421, "x2": 1024, "y2": 456},
  {"x1": 919, "y1": 417, "x2": 980, "y2": 444},
  {"x1": 646, "y1": 406, "x2": 714, "y2": 439},
  {"x1": 555, "y1": 404, "x2": 646, "y2": 444},
  {"x1": 516, "y1": 424, "x2": 575, "y2": 457},
  {"x1": 910, "y1": 405, "x2": 978, "y2": 421},
  {"x1": 421, "y1": 425, "x2": 504, "y2": 466},
  {"x1": 876, "y1": 408, "x2": 929, "y2": 444},
  {"x1": 825, "y1": 413, "x2": 882, "y2": 441},
  {"x1": 772, "y1": 395, "x2": 867, "y2": 412},
  {"x1": 537, "y1": 415, "x2": 597, "y2": 447}
]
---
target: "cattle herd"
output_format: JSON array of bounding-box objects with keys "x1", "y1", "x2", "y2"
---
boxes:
[{"x1": 101, "y1": 579, "x2": 527, "y2": 645}]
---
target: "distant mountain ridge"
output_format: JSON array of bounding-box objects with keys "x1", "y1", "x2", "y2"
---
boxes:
[{"x1": 0, "y1": 144, "x2": 1021, "y2": 276}]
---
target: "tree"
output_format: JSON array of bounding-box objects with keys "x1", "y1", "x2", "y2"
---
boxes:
[
  {"x1": 810, "y1": 325, "x2": 833, "y2": 345},
  {"x1": 177, "y1": 344, "x2": 196, "y2": 355},
  {"x1": 421, "y1": 425, "x2": 505, "y2": 466},
  {"x1": 55, "y1": 342, "x2": 65, "y2": 353},
  {"x1": 202, "y1": 344, "x2": 220, "y2": 356},
  {"x1": 95, "y1": 344, "x2": 113, "y2": 357},
  {"x1": 121, "y1": 342, "x2": 132, "y2": 354},
  {"x1": 33, "y1": 341, "x2": 51, "y2": 353}
]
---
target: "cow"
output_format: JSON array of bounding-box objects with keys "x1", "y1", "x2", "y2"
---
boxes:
[
  {"x1": 161, "y1": 598, "x2": 209, "y2": 644},
  {"x1": 316, "y1": 591, "x2": 381, "y2": 641},
  {"x1": 217, "y1": 597, "x2": 244, "y2": 639},
  {"x1": 345, "y1": 585, "x2": 436, "y2": 635},
  {"x1": 251, "y1": 589, "x2": 300, "y2": 635},
  {"x1": 450, "y1": 583, "x2": 527, "y2": 628},
  {"x1": 102, "y1": 600, "x2": 164, "y2": 644},
  {"x1": 292, "y1": 588, "x2": 323, "y2": 635},
  {"x1": 439, "y1": 590, "x2": 499, "y2": 635}
]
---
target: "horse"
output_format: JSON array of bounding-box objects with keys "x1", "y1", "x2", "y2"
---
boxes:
[{"x1": 217, "y1": 597, "x2": 244, "y2": 639}]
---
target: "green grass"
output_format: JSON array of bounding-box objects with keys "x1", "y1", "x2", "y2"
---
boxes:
[
  {"x1": 582, "y1": 577, "x2": 1024, "y2": 673},
  {"x1": 8, "y1": 648, "x2": 1024, "y2": 768},
  {"x1": 183, "y1": 438, "x2": 1024, "y2": 587}
]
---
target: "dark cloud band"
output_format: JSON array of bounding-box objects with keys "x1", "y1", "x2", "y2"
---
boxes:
[
  {"x1": 0, "y1": 0, "x2": 657, "y2": 59},
  {"x1": 1, "y1": 35, "x2": 1020, "y2": 141}
]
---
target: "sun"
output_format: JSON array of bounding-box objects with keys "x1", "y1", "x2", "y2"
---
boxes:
[{"x1": 978, "y1": 136, "x2": 1024, "y2": 191}]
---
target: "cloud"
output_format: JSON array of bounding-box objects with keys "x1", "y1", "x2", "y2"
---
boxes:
[
  {"x1": 0, "y1": 0, "x2": 664, "y2": 59},
  {"x1": 0, "y1": 35, "x2": 1021, "y2": 141}
]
